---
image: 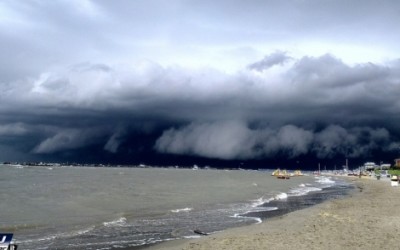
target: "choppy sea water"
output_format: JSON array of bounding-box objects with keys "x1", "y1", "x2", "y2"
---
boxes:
[{"x1": 0, "y1": 165, "x2": 352, "y2": 249}]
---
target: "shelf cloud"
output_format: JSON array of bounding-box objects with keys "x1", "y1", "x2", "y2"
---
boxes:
[
  {"x1": 156, "y1": 122, "x2": 398, "y2": 160},
  {"x1": 1, "y1": 0, "x2": 400, "y2": 164}
]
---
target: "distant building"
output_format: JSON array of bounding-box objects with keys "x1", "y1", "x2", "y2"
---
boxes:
[
  {"x1": 380, "y1": 164, "x2": 391, "y2": 170},
  {"x1": 395, "y1": 159, "x2": 400, "y2": 168},
  {"x1": 364, "y1": 162, "x2": 377, "y2": 170}
]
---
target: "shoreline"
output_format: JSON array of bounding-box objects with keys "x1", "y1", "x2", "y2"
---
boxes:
[{"x1": 123, "y1": 177, "x2": 399, "y2": 250}]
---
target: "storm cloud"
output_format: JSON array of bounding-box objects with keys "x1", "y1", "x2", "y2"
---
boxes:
[
  {"x1": 1, "y1": 0, "x2": 400, "y2": 165},
  {"x1": 156, "y1": 122, "x2": 399, "y2": 160},
  {"x1": 248, "y1": 51, "x2": 292, "y2": 71},
  {"x1": 1, "y1": 52, "x2": 400, "y2": 163}
]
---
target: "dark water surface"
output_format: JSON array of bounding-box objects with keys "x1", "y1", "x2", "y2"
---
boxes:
[{"x1": 0, "y1": 165, "x2": 352, "y2": 249}]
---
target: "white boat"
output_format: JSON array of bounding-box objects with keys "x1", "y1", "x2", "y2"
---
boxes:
[{"x1": 391, "y1": 175, "x2": 398, "y2": 187}]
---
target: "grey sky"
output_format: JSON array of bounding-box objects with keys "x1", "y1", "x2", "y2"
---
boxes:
[{"x1": 1, "y1": 0, "x2": 400, "y2": 162}]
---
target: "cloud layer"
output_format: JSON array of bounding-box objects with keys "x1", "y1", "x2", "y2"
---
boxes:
[
  {"x1": 1, "y1": 1, "x2": 400, "y2": 164},
  {"x1": 1, "y1": 52, "x2": 400, "y2": 162},
  {"x1": 156, "y1": 122, "x2": 398, "y2": 160},
  {"x1": 1, "y1": 53, "x2": 400, "y2": 162}
]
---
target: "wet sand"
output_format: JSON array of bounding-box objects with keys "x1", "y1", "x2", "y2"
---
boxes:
[{"x1": 137, "y1": 177, "x2": 400, "y2": 250}]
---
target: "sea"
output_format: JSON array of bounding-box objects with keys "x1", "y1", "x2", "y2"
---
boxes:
[{"x1": 0, "y1": 165, "x2": 353, "y2": 250}]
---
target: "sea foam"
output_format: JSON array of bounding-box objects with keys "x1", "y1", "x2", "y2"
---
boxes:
[
  {"x1": 275, "y1": 192, "x2": 288, "y2": 200},
  {"x1": 289, "y1": 183, "x2": 322, "y2": 196},
  {"x1": 251, "y1": 197, "x2": 274, "y2": 207},
  {"x1": 315, "y1": 176, "x2": 336, "y2": 186},
  {"x1": 103, "y1": 217, "x2": 127, "y2": 227},
  {"x1": 170, "y1": 207, "x2": 193, "y2": 213}
]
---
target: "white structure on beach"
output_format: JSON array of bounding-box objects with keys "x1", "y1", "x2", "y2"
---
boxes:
[
  {"x1": 380, "y1": 164, "x2": 391, "y2": 170},
  {"x1": 363, "y1": 162, "x2": 391, "y2": 170},
  {"x1": 364, "y1": 162, "x2": 378, "y2": 170}
]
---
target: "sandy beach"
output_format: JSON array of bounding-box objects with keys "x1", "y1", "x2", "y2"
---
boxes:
[{"x1": 141, "y1": 177, "x2": 400, "y2": 250}]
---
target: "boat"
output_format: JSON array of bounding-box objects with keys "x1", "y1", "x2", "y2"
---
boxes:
[
  {"x1": 391, "y1": 175, "x2": 398, "y2": 187},
  {"x1": 293, "y1": 170, "x2": 304, "y2": 176},
  {"x1": 273, "y1": 169, "x2": 290, "y2": 179},
  {"x1": 276, "y1": 175, "x2": 290, "y2": 179},
  {"x1": 271, "y1": 169, "x2": 281, "y2": 176}
]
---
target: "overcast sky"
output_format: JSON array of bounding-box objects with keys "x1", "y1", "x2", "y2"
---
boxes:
[{"x1": 1, "y1": 0, "x2": 400, "y2": 166}]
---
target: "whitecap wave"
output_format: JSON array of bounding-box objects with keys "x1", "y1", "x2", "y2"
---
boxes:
[
  {"x1": 184, "y1": 235, "x2": 202, "y2": 239},
  {"x1": 274, "y1": 192, "x2": 288, "y2": 200},
  {"x1": 289, "y1": 186, "x2": 322, "y2": 196},
  {"x1": 19, "y1": 226, "x2": 95, "y2": 243},
  {"x1": 315, "y1": 176, "x2": 336, "y2": 185},
  {"x1": 231, "y1": 213, "x2": 263, "y2": 224},
  {"x1": 241, "y1": 207, "x2": 278, "y2": 215},
  {"x1": 170, "y1": 207, "x2": 193, "y2": 213},
  {"x1": 251, "y1": 197, "x2": 274, "y2": 207},
  {"x1": 103, "y1": 217, "x2": 127, "y2": 227}
]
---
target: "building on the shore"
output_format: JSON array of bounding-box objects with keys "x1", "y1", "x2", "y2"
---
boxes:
[
  {"x1": 362, "y1": 162, "x2": 390, "y2": 171},
  {"x1": 380, "y1": 164, "x2": 391, "y2": 170},
  {"x1": 395, "y1": 159, "x2": 400, "y2": 168},
  {"x1": 364, "y1": 162, "x2": 378, "y2": 170}
]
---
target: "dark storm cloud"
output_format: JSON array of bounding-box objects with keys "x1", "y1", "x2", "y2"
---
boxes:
[
  {"x1": 0, "y1": 123, "x2": 28, "y2": 136},
  {"x1": 104, "y1": 126, "x2": 128, "y2": 153},
  {"x1": 1, "y1": 53, "x2": 400, "y2": 161},
  {"x1": 33, "y1": 127, "x2": 107, "y2": 154},
  {"x1": 247, "y1": 51, "x2": 292, "y2": 71},
  {"x1": 155, "y1": 123, "x2": 398, "y2": 160},
  {"x1": 155, "y1": 122, "x2": 314, "y2": 160},
  {"x1": 1, "y1": 0, "x2": 400, "y2": 162},
  {"x1": 290, "y1": 55, "x2": 389, "y2": 88}
]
